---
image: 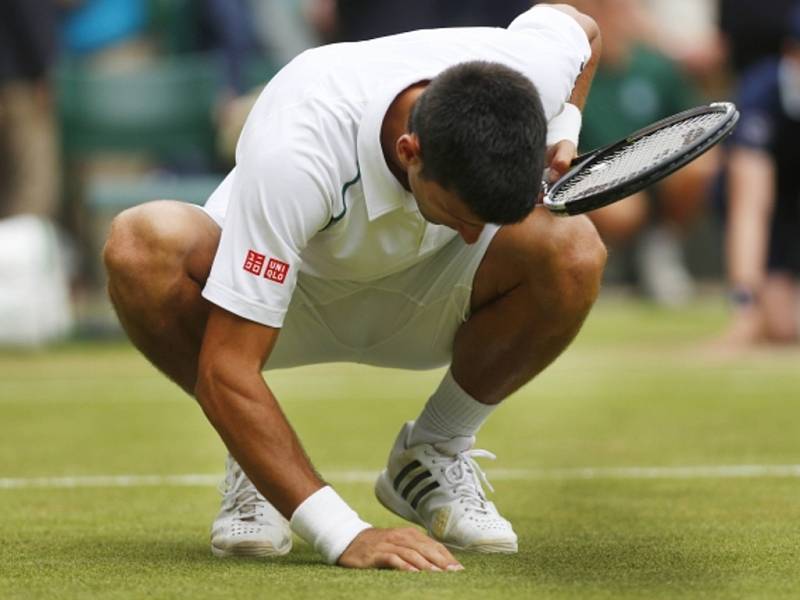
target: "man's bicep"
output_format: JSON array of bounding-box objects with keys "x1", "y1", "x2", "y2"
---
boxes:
[{"x1": 198, "y1": 304, "x2": 281, "y2": 382}]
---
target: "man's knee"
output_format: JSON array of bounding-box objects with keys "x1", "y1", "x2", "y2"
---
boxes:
[
  {"x1": 532, "y1": 214, "x2": 607, "y2": 312},
  {"x1": 104, "y1": 204, "x2": 156, "y2": 280},
  {"x1": 553, "y1": 215, "x2": 607, "y2": 285},
  {"x1": 103, "y1": 200, "x2": 215, "y2": 284},
  {"x1": 473, "y1": 210, "x2": 606, "y2": 314}
]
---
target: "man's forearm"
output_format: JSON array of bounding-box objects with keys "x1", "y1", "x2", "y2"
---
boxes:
[
  {"x1": 195, "y1": 366, "x2": 324, "y2": 519},
  {"x1": 195, "y1": 307, "x2": 376, "y2": 566},
  {"x1": 542, "y1": 5, "x2": 602, "y2": 174}
]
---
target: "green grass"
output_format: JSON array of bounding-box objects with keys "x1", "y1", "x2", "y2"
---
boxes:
[{"x1": 1, "y1": 296, "x2": 799, "y2": 599}]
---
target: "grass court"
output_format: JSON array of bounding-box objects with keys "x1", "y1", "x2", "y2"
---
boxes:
[{"x1": 1, "y1": 296, "x2": 799, "y2": 599}]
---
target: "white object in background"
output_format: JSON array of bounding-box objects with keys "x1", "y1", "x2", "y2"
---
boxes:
[
  {"x1": 0, "y1": 215, "x2": 73, "y2": 346},
  {"x1": 643, "y1": 0, "x2": 717, "y2": 45}
]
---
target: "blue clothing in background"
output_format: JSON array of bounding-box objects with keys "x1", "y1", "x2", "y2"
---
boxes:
[
  {"x1": 731, "y1": 58, "x2": 800, "y2": 273},
  {"x1": 61, "y1": 0, "x2": 148, "y2": 55},
  {"x1": 199, "y1": 0, "x2": 259, "y2": 94},
  {"x1": 733, "y1": 59, "x2": 800, "y2": 207},
  {"x1": 335, "y1": 0, "x2": 533, "y2": 42},
  {"x1": 719, "y1": 0, "x2": 797, "y2": 74}
]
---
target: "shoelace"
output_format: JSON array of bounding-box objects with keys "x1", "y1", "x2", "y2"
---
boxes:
[
  {"x1": 219, "y1": 468, "x2": 265, "y2": 521},
  {"x1": 441, "y1": 449, "x2": 497, "y2": 514}
]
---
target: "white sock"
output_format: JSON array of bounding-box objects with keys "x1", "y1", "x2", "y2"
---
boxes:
[{"x1": 407, "y1": 369, "x2": 496, "y2": 446}]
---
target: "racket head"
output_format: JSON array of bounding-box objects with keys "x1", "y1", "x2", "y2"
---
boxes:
[{"x1": 543, "y1": 102, "x2": 740, "y2": 216}]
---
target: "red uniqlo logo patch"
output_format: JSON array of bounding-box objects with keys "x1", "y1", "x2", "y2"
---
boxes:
[
  {"x1": 243, "y1": 250, "x2": 266, "y2": 276},
  {"x1": 264, "y1": 258, "x2": 289, "y2": 284}
]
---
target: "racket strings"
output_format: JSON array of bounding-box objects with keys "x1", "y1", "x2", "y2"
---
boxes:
[{"x1": 554, "y1": 112, "x2": 727, "y2": 202}]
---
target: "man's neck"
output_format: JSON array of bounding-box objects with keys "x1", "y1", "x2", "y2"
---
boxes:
[{"x1": 380, "y1": 82, "x2": 429, "y2": 191}]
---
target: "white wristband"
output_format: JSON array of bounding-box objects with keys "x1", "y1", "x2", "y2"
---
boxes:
[
  {"x1": 546, "y1": 102, "x2": 582, "y2": 147},
  {"x1": 290, "y1": 485, "x2": 372, "y2": 565}
]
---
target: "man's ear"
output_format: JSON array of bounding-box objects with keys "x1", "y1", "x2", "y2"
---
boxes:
[{"x1": 396, "y1": 133, "x2": 422, "y2": 169}]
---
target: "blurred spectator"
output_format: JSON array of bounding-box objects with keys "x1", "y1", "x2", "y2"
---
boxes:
[
  {"x1": 197, "y1": 0, "x2": 260, "y2": 96},
  {"x1": 637, "y1": 0, "x2": 726, "y2": 83},
  {"x1": 627, "y1": 1, "x2": 800, "y2": 89},
  {"x1": 331, "y1": 0, "x2": 534, "y2": 41},
  {"x1": 58, "y1": 0, "x2": 155, "y2": 284},
  {"x1": 249, "y1": 0, "x2": 325, "y2": 66},
  {"x1": 0, "y1": 1, "x2": 74, "y2": 344},
  {"x1": 0, "y1": 0, "x2": 60, "y2": 219},
  {"x1": 60, "y1": 0, "x2": 152, "y2": 68},
  {"x1": 576, "y1": 0, "x2": 719, "y2": 306},
  {"x1": 718, "y1": 0, "x2": 798, "y2": 75},
  {"x1": 194, "y1": 0, "x2": 262, "y2": 163},
  {"x1": 718, "y1": 5, "x2": 800, "y2": 347},
  {"x1": 202, "y1": 0, "x2": 323, "y2": 163}
]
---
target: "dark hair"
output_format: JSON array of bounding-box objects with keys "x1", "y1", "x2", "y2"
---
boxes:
[{"x1": 409, "y1": 61, "x2": 547, "y2": 224}]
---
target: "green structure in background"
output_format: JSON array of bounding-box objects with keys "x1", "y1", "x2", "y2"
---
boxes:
[
  {"x1": 580, "y1": 45, "x2": 700, "y2": 153},
  {"x1": 56, "y1": 54, "x2": 219, "y2": 164}
]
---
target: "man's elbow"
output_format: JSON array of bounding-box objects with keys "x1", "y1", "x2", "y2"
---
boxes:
[
  {"x1": 544, "y1": 3, "x2": 601, "y2": 45},
  {"x1": 194, "y1": 353, "x2": 239, "y2": 418},
  {"x1": 195, "y1": 349, "x2": 267, "y2": 419},
  {"x1": 194, "y1": 356, "x2": 221, "y2": 415}
]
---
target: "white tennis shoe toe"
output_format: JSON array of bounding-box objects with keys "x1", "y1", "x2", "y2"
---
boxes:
[
  {"x1": 375, "y1": 421, "x2": 518, "y2": 553},
  {"x1": 210, "y1": 455, "x2": 292, "y2": 558}
]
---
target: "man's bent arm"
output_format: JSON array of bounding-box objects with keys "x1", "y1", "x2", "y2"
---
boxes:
[
  {"x1": 541, "y1": 4, "x2": 602, "y2": 177},
  {"x1": 546, "y1": 3, "x2": 602, "y2": 110},
  {"x1": 195, "y1": 305, "x2": 323, "y2": 518},
  {"x1": 194, "y1": 304, "x2": 462, "y2": 571}
]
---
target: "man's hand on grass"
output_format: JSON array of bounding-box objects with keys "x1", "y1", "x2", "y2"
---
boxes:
[{"x1": 337, "y1": 527, "x2": 464, "y2": 572}]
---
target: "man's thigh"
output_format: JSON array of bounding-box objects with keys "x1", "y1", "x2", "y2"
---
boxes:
[
  {"x1": 267, "y1": 225, "x2": 501, "y2": 371},
  {"x1": 470, "y1": 207, "x2": 601, "y2": 313}
]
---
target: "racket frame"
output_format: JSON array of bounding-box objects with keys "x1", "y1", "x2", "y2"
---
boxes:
[{"x1": 543, "y1": 102, "x2": 740, "y2": 216}]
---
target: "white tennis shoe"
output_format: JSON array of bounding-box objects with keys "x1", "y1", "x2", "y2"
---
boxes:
[
  {"x1": 375, "y1": 421, "x2": 518, "y2": 553},
  {"x1": 210, "y1": 455, "x2": 292, "y2": 558}
]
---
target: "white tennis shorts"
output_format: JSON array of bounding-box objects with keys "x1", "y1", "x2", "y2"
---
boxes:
[{"x1": 266, "y1": 224, "x2": 500, "y2": 371}]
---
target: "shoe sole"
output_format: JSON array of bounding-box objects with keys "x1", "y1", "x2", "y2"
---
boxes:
[
  {"x1": 211, "y1": 540, "x2": 292, "y2": 558},
  {"x1": 374, "y1": 469, "x2": 518, "y2": 554}
]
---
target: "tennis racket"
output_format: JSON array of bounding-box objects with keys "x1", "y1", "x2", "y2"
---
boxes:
[{"x1": 543, "y1": 102, "x2": 739, "y2": 216}]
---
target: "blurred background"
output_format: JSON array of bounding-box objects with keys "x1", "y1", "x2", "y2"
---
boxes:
[
  {"x1": 3, "y1": 6, "x2": 798, "y2": 594},
  {"x1": 0, "y1": 0, "x2": 798, "y2": 350}
]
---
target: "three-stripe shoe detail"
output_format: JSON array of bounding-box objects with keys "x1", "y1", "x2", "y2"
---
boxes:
[
  {"x1": 392, "y1": 460, "x2": 440, "y2": 510},
  {"x1": 376, "y1": 422, "x2": 518, "y2": 553}
]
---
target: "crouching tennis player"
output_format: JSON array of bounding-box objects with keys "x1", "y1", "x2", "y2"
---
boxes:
[{"x1": 104, "y1": 3, "x2": 604, "y2": 571}]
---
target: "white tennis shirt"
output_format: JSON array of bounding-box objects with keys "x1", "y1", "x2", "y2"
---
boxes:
[{"x1": 201, "y1": 5, "x2": 591, "y2": 328}]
